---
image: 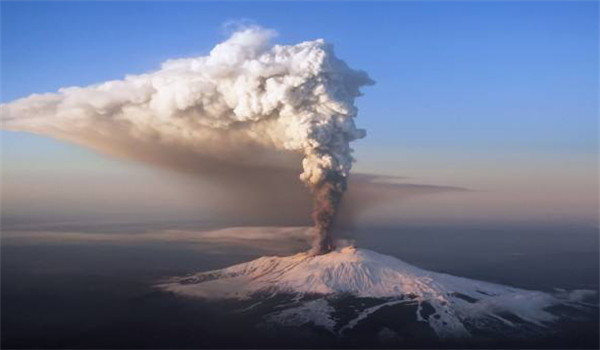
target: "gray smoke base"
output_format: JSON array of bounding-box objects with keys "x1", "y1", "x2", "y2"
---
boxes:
[
  {"x1": 0, "y1": 26, "x2": 373, "y2": 254},
  {"x1": 309, "y1": 172, "x2": 347, "y2": 255}
]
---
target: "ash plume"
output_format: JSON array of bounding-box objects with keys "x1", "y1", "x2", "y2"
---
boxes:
[
  {"x1": 309, "y1": 172, "x2": 347, "y2": 255},
  {"x1": 1, "y1": 26, "x2": 373, "y2": 254}
]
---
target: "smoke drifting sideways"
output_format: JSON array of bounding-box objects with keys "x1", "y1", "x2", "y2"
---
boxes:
[{"x1": 1, "y1": 26, "x2": 373, "y2": 255}]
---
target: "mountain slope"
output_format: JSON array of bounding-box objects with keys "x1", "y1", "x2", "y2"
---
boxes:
[{"x1": 159, "y1": 246, "x2": 596, "y2": 338}]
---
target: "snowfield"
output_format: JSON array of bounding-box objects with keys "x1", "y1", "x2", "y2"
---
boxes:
[{"x1": 159, "y1": 246, "x2": 596, "y2": 338}]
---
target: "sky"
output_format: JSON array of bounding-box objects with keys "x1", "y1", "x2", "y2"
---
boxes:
[{"x1": 1, "y1": 1, "x2": 598, "y2": 227}]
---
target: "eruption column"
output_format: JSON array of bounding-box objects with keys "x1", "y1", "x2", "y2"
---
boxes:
[
  {"x1": 0, "y1": 26, "x2": 373, "y2": 254},
  {"x1": 309, "y1": 172, "x2": 347, "y2": 255}
]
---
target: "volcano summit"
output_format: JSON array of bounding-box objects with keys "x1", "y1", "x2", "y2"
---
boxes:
[{"x1": 159, "y1": 246, "x2": 596, "y2": 340}]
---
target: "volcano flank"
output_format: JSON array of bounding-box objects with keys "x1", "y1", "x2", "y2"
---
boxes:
[{"x1": 159, "y1": 246, "x2": 597, "y2": 339}]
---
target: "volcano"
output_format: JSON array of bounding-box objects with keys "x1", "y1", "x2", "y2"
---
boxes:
[{"x1": 159, "y1": 246, "x2": 596, "y2": 339}]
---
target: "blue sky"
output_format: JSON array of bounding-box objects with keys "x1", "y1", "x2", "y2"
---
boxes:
[
  {"x1": 2, "y1": 1, "x2": 598, "y2": 153},
  {"x1": 1, "y1": 1, "x2": 598, "y2": 223}
]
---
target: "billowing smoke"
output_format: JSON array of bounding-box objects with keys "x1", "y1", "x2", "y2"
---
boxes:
[
  {"x1": 310, "y1": 172, "x2": 347, "y2": 254},
  {"x1": 1, "y1": 26, "x2": 373, "y2": 254}
]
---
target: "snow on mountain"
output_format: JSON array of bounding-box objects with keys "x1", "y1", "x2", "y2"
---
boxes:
[{"x1": 159, "y1": 246, "x2": 596, "y2": 338}]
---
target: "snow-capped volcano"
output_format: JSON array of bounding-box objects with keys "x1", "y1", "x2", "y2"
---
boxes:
[{"x1": 159, "y1": 246, "x2": 596, "y2": 338}]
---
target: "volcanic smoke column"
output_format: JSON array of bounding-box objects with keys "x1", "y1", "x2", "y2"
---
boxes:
[
  {"x1": 0, "y1": 27, "x2": 373, "y2": 254},
  {"x1": 290, "y1": 52, "x2": 371, "y2": 254},
  {"x1": 309, "y1": 172, "x2": 348, "y2": 254}
]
